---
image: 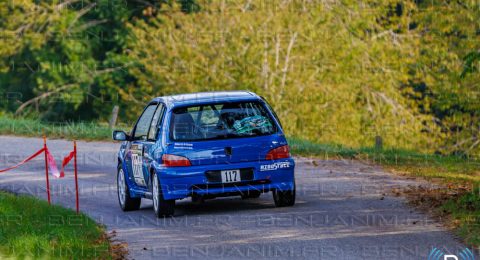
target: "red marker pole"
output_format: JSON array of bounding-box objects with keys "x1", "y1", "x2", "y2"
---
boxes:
[
  {"x1": 74, "y1": 140, "x2": 79, "y2": 214},
  {"x1": 43, "y1": 136, "x2": 51, "y2": 205}
]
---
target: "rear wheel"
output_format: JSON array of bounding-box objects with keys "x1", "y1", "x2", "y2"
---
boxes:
[
  {"x1": 272, "y1": 183, "x2": 295, "y2": 207},
  {"x1": 152, "y1": 172, "x2": 175, "y2": 217},
  {"x1": 117, "y1": 166, "x2": 141, "y2": 211}
]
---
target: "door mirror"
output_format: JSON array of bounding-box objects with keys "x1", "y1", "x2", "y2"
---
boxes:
[{"x1": 112, "y1": 130, "x2": 129, "y2": 141}]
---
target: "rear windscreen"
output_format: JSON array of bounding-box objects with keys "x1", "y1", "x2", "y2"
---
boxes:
[{"x1": 170, "y1": 101, "x2": 278, "y2": 141}]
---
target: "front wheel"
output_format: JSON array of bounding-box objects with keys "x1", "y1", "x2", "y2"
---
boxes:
[
  {"x1": 152, "y1": 172, "x2": 175, "y2": 217},
  {"x1": 272, "y1": 183, "x2": 295, "y2": 207},
  {"x1": 117, "y1": 166, "x2": 141, "y2": 211}
]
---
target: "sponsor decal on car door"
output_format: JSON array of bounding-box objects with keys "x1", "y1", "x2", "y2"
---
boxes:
[{"x1": 130, "y1": 143, "x2": 146, "y2": 186}]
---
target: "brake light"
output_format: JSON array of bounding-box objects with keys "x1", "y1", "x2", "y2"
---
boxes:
[
  {"x1": 162, "y1": 154, "x2": 191, "y2": 167},
  {"x1": 266, "y1": 145, "x2": 290, "y2": 160}
]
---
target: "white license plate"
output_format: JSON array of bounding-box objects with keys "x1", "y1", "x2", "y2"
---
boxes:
[{"x1": 221, "y1": 169, "x2": 241, "y2": 183}]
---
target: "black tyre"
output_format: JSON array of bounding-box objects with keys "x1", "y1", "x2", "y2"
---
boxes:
[
  {"x1": 117, "y1": 166, "x2": 141, "y2": 211},
  {"x1": 241, "y1": 190, "x2": 261, "y2": 199},
  {"x1": 272, "y1": 183, "x2": 295, "y2": 207},
  {"x1": 191, "y1": 194, "x2": 205, "y2": 204},
  {"x1": 152, "y1": 172, "x2": 175, "y2": 217}
]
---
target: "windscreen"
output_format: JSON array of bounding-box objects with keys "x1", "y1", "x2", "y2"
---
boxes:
[{"x1": 170, "y1": 101, "x2": 278, "y2": 141}]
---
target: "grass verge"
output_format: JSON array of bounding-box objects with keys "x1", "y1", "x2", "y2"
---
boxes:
[
  {"x1": 442, "y1": 188, "x2": 480, "y2": 246},
  {"x1": 0, "y1": 116, "x2": 127, "y2": 141},
  {"x1": 0, "y1": 191, "x2": 112, "y2": 259}
]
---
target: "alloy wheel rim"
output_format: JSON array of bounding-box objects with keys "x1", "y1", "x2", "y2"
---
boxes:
[
  {"x1": 153, "y1": 174, "x2": 159, "y2": 212},
  {"x1": 118, "y1": 169, "x2": 126, "y2": 206}
]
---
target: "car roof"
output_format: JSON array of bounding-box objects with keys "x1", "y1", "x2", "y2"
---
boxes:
[{"x1": 151, "y1": 91, "x2": 262, "y2": 107}]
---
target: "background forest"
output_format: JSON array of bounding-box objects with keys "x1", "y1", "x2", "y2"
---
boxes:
[{"x1": 0, "y1": 0, "x2": 479, "y2": 156}]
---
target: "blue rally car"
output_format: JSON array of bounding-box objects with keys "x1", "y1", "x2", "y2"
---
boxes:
[{"x1": 113, "y1": 91, "x2": 295, "y2": 217}]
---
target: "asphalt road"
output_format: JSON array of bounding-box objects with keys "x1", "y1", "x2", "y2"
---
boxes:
[{"x1": 0, "y1": 135, "x2": 474, "y2": 259}]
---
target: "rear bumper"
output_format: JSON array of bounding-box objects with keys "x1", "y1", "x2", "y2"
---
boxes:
[{"x1": 155, "y1": 158, "x2": 295, "y2": 200}]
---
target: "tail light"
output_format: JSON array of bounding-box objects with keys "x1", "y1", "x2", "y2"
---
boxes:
[
  {"x1": 162, "y1": 154, "x2": 191, "y2": 167},
  {"x1": 266, "y1": 145, "x2": 290, "y2": 160}
]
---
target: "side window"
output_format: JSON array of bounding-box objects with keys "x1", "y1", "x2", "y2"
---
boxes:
[
  {"x1": 147, "y1": 104, "x2": 165, "y2": 140},
  {"x1": 133, "y1": 104, "x2": 157, "y2": 141}
]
